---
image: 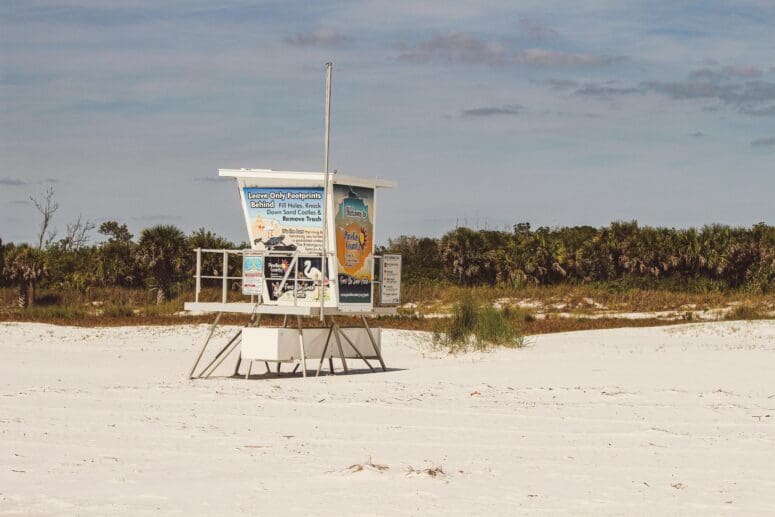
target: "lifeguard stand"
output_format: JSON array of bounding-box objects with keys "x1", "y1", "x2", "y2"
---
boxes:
[{"x1": 184, "y1": 168, "x2": 402, "y2": 379}]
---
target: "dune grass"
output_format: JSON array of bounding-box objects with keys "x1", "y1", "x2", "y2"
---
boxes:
[{"x1": 433, "y1": 293, "x2": 525, "y2": 352}]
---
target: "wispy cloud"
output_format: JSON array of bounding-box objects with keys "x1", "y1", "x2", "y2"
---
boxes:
[
  {"x1": 575, "y1": 84, "x2": 640, "y2": 97},
  {"x1": 397, "y1": 32, "x2": 623, "y2": 67},
  {"x1": 532, "y1": 78, "x2": 579, "y2": 91},
  {"x1": 0, "y1": 178, "x2": 27, "y2": 186},
  {"x1": 690, "y1": 65, "x2": 762, "y2": 81},
  {"x1": 690, "y1": 131, "x2": 706, "y2": 137},
  {"x1": 517, "y1": 19, "x2": 560, "y2": 42},
  {"x1": 460, "y1": 104, "x2": 525, "y2": 118},
  {"x1": 570, "y1": 70, "x2": 775, "y2": 116},
  {"x1": 751, "y1": 136, "x2": 775, "y2": 148},
  {"x1": 640, "y1": 78, "x2": 775, "y2": 115},
  {"x1": 8, "y1": 200, "x2": 31, "y2": 205},
  {"x1": 285, "y1": 28, "x2": 348, "y2": 47}
]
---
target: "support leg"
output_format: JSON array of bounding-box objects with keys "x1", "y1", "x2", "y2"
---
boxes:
[
  {"x1": 233, "y1": 357, "x2": 242, "y2": 377},
  {"x1": 328, "y1": 357, "x2": 335, "y2": 373},
  {"x1": 316, "y1": 325, "x2": 334, "y2": 377},
  {"x1": 335, "y1": 323, "x2": 375, "y2": 372},
  {"x1": 264, "y1": 361, "x2": 271, "y2": 373},
  {"x1": 330, "y1": 318, "x2": 349, "y2": 374},
  {"x1": 362, "y1": 315, "x2": 386, "y2": 371},
  {"x1": 199, "y1": 330, "x2": 242, "y2": 378},
  {"x1": 245, "y1": 360, "x2": 252, "y2": 380},
  {"x1": 296, "y1": 316, "x2": 308, "y2": 378},
  {"x1": 188, "y1": 312, "x2": 222, "y2": 379}
]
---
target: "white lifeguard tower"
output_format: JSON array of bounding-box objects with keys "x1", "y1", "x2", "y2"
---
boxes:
[{"x1": 185, "y1": 64, "x2": 402, "y2": 379}]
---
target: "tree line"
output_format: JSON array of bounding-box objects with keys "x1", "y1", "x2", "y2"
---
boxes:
[
  {"x1": 1, "y1": 188, "x2": 773, "y2": 307},
  {"x1": 384, "y1": 222, "x2": 775, "y2": 292},
  {"x1": 2, "y1": 221, "x2": 773, "y2": 308}
]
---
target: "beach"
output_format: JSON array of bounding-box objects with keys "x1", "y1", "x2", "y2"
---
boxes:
[{"x1": 1, "y1": 320, "x2": 774, "y2": 515}]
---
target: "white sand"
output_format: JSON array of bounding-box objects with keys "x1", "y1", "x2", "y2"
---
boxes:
[{"x1": 2, "y1": 320, "x2": 774, "y2": 515}]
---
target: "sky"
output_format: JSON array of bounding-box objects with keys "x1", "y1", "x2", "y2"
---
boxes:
[{"x1": 2, "y1": 1, "x2": 774, "y2": 245}]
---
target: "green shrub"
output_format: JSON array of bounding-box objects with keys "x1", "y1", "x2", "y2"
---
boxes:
[{"x1": 435, "y1": 292, "x2": 524, "y2": 352}]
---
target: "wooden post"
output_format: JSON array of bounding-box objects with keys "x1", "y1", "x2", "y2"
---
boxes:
[
  {"x1": 362, "y1": 315, "x2": 386, "y2": 371},
  {"x1": 199, "y1": 329, "x2": 242, "y2": 378},
  {"x1": 195, "y1": 248, "x2": 201, "y2": 303},
  {"x1": 296, "y1": 316, "x2": 308, "y2": 378},
  {"x1": 316, "y1": 324, "x2": 335, "y2": 377},
  {"x1": 221, "y1": 252, "x2": 228, "y2": 303},
  {"x1": 330, "y1": 318, "x2": 348, "y2": 373},
  {"x1": 245, "y1": 360, "x2": 252, "y2": 380},
  {"x1": 188, "y1": 312, "x2": 222, "y2": 379},
  {"x1": 335, "y1": 323, "x2": 375, "y2": 372}
]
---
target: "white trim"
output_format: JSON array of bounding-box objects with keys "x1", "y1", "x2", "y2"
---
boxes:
[{"x1": 183, "y1": 302, "x2": 397, "y2": 316}]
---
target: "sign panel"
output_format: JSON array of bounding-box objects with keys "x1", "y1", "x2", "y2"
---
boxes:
[
  {"x1": 241, "y1": 252, "x2": 264, "y2": 296},
  {"x1": 380, "y1": 254, "x2": 402, "y2": 305},
  {"x1": 334, "y1": 185, "x2": 374, "y2": 304},
  {"x1": 242, "y1": 187, "x2": 323, "y2": 253},
  {"x1": 263, "y1": 256, "x2": 332, "y2": 305}
]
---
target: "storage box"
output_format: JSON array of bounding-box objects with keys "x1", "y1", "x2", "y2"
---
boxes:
[{"x1": 241, "y1": 327, "x2": 380, "y2": 362}]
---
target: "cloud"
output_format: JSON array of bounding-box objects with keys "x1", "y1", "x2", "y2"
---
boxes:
[
  {"x1": 0, "y1": 178, "x2": 27, "y2": 186},
  {"x1": 690, "y1": 131, "x2": 705, "y2": 137},
  {"x1": 518, "y1": 19, "x2": 560, "y2": 42},
  {"x1": 8, "y1": 200, "x2": 30, "y2": 205},
  {"x1": 397, "y1": 32, "x2": 622, "y2": 67},
  {"x1": 534, "y1": 78, "x2": 579, "y2": 91},
  {"x1": 285, "y1": 28, "x2": 348, "y2": 47},
  {"x1": 460, "y1": 104, "x2": 525, "y2": 118},
  {"x1": 640, "y1": 79, "x2": 775, "y2": 114},
  {"x1": 575, "y1": 84, "x2": 640, "y2": 97},
  {"x1": 751, "y1": 136, "x2": 775, "y2": 148},
  {"x1": 690, "y1": 65, "x2": 762, "y2": 81},
  {"x1": 740, "y1": 105, "x2": 775, "y2": 116}
]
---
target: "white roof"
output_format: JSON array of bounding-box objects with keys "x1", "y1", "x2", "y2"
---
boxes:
[{"x1": 219, "y1": 168, "x2": 396, "y2": 189}]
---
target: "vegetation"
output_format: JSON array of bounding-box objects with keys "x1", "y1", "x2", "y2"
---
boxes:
[
  {"x1": 1, "y1": 187, "x2": 773, "y2": 339},
  {"x1": 433, "y1": 293, "x2": 524, "y2": 352},
  {"x1": 382, "y1": 221, "x2": 775, "y2": 293}
]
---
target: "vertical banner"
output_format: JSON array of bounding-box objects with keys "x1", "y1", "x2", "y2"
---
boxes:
[
  {"x1": 241, "y1": 187, "x2": 323, "y2": 253},
  {"x1": 380, "y1": 254, "x2": 402, "y2": 305},
  {"x1": 241, "y1": 251, "x2": 264, "y2": 296},
  {"x1": 334, "y1": 185, "x2": 374, "y2": 304}
]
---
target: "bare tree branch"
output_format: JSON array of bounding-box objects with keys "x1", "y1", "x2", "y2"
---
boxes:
[
  {"x1": 61, "y1": 214, "x2": 96, "y2": 251},
  {"x1": 30, "y1": 185, "x2": 59, "y2": 250}
]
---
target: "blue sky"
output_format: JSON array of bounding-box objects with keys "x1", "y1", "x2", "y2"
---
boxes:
[{"x1": 2, "y1": 1, "x2": 774, "y2": 245}]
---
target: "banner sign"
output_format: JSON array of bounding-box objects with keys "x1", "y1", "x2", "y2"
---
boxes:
[
  {"x1": 334, "y1": 185, "x2": 374, "y2": 304},
  {"x1": 263, "y1": 256, "x2": 332, "y2": 305},
  {"x1": 241, "y1": 252, "x2": 264, "y2": 296},
  {"x1": 242, "y1": 187, "x2": 324, "y2": 253},
  {"x1": 380, "y1": 254, "x2": 402, "y2": 305}
]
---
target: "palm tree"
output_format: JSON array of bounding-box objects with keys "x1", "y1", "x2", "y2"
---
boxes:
[
  {"x1": 135, "y1": 225, "x2": 189, "y2": 304},
  {"x1": 2, "y1": 245, "x2": 48, "y2": 307}
]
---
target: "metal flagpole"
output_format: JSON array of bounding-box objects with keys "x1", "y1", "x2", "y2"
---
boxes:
[{"x1": 320, "y1": 62, "x2": 333, "y2": 321}]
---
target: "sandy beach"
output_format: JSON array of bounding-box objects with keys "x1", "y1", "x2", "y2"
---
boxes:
[{"x1": 1, "y1": 320, "x2": 774, "y2": 515}]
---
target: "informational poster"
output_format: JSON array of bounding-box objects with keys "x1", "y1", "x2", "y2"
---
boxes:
[
  {"x1": 334, "y1": 184, "x2": 374, "y2": 304},
  {"x1": 263, "y1": 256, "x2": 332, "y2": 305},
  {"x1": 380, "y1": 254, "x2": 402, "y2": 305},
  {"x1": 242, "y1": 187, "x2": 323, "y2": 253},
  {"x1": 241, "y1": 252, "x2": 264, "y2": 296}
]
